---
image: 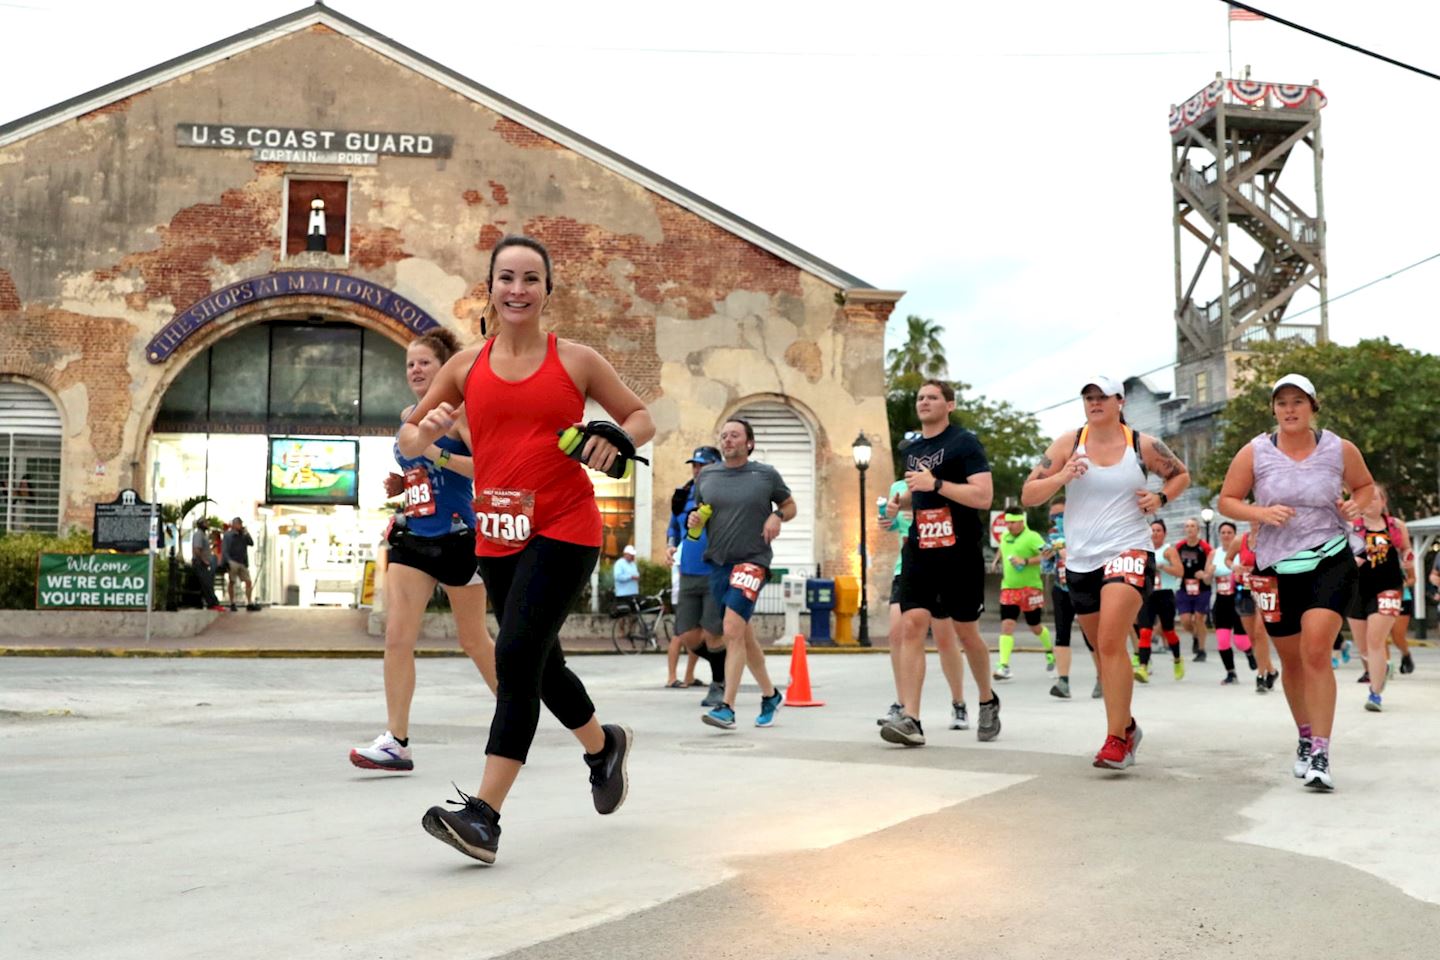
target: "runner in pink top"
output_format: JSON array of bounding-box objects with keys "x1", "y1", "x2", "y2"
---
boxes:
[{"x1": 1217, "y1": 374, "x2": 1375, "y2": 792}]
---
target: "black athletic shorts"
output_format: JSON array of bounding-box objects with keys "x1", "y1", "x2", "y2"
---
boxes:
[
  {"x1": 1235, "y1": 590, "x2": 1256, "y2": 618},
  {"x1": 897, "y1": 539, "x2": 985, "y2": 623},
  {"x1": 387, "y1": 528, "x2": 481, "y2": 587},
  {"x1": 1345, "y1": 572, "x2": 1405, "y2": 621},
  {"x1": 1135, "y1": 590, "x2": 1176, "y2": 632},
  {"x1": 1212, "y1": 592, "x2": 1239, "y2": 631},
  {"x1": 1068, "y1": 551, "x2": 1155, "y2": 617},
  {"x1": 888, "y1": 574, "x2": 902, "y2": 606},
  {"x1": 1254, "y1": 548, "x2": 1356, "y2": 638},
  {"x1": 999, "y1": 604, "x2": 1044, "y2": 626}
]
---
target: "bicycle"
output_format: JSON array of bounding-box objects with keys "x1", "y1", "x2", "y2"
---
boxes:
[{"x1": 609, "y1": 590, "x2": 673, "y2": 654}]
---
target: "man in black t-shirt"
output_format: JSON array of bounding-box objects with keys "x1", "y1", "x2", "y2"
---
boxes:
[{"x1": 882, "y1": 379, "x2": 1001, "y2": 747}]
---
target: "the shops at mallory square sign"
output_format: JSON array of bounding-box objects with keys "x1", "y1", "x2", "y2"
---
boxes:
[{"x1": 176, "y1": 123, "x2": 453, "y2": 166}]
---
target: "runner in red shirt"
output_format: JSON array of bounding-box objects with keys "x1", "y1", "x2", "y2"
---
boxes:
[{"x1": 400, "y1": 235, "x2": 654, "y2": 864}]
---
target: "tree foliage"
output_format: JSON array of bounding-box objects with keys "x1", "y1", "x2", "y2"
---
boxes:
[
  {"x1": 884, "y1": 316, "x2": 1047, "y2": 524},
  {"x1": 1195, "y1": 338, "x2": 1440, "y2": 521},
  {"x1": 885, "y1": 315, "x2": 949, "y2": 389}
]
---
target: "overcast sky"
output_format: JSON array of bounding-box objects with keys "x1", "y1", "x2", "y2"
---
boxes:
[{"x1": 2, "y1": 0, "x2": 1436, "y2": 437}]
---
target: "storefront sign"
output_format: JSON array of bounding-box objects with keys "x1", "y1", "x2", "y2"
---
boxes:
[
  {"x1": 36, "y1": 553, "x2": 150, "y2": 610},
  {"x1": 93, "y1": 489, "x2": 157, "y2": 553},
  {"x1": 177, "y1": 123, "x2": 451, "y2": 158},
  {"x1": 145, "y1": 271, "x2": 441, "y2": 363}
]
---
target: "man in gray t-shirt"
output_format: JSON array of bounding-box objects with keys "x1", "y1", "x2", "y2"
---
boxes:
[{"x1": 690, "y1": 417, "x2": 796, "y2": 731}]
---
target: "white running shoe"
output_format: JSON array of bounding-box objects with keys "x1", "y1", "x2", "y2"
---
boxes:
[
  {"x1": 950, "y1": 702, "x2": 969, "y2": 730},
  {"x1": 1303, "y1": 751, "x2": 1334, "y2": 791},
  {"x1": 993, "y1": 664, "x2": 1012, "y2": 681},
  {"x1": 1292, "y1": 738, "x2": 1311, "y2": 778},
  {"x1": 349, "y1": 731, "x2": 413, "y2": 771}
]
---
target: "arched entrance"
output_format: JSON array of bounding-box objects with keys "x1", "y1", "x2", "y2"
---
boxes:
[{"x1": 141, "y1": 290, "x2": 431, "y2": 608}]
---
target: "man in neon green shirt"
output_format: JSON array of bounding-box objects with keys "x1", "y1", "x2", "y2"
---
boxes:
[{"x1": 990, "y1": 510, "x2": 1055, "y2": 683}]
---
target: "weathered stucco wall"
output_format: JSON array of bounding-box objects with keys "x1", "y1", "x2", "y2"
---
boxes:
[{"x1": 0, "y1": 24, "x2": 898, "y2": 601}]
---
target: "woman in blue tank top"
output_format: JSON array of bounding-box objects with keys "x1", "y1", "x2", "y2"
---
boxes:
[{"x1": 349, "y1": 329, "x2": 497, "y2": 774}]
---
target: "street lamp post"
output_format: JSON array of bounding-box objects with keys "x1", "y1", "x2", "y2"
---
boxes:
[
  {"x1": 1201, "y1": 506, "x2": 1215, "y2": 544},
  {"x1": 852, "y1": 431, "x2": 873, "y2": 647}
]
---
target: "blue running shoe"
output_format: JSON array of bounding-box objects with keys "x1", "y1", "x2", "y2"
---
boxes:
[
  {"x1": 1341, "y1": 639, "x2": 1353, "y2": 664},
  {"x1": 702, "y1": 704, "x2": 736, "y2": 729},
  {"x1": 755, "y1": 689, "x2": 783, "y2": 727},
  {"x1": 1365, "y1": 691, "x2": 1382, "y2": 712}
]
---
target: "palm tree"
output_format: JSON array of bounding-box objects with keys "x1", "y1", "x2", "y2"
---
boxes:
[{"x1": 885, "y1": 315, "x2": 949, "y2": 390}]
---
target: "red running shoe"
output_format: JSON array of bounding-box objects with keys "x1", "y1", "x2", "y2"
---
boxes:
[
  {"x1": 1093, "y1": 735, "x2": 1132, "y2": 769},
  {"x1": 1125, "y1": 719, "x2": 1143, "y2": 760}
]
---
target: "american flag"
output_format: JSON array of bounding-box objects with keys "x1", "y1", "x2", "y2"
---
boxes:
[{"x1": 1229, "y1": 6, "x2": 1265, "y2": 19}]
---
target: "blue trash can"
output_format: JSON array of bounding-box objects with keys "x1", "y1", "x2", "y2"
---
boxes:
[{"x1": 805, "y1": 578, "x2": 836, "y2": 645}]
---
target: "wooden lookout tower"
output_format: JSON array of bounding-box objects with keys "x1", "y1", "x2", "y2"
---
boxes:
[{"x1": 1170, "y1": 74, "x2": 1328, "y2": 416}]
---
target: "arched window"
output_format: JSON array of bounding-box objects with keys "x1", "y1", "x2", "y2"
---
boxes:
[
  {"x1": 731, "y1": 400, "x2": 816, "y2": 573},
  {"x1": 0, "y1": 381, "x2": 62, "y2": 534}
]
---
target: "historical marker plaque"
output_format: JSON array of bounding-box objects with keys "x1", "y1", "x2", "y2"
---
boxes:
[{"x1": 93, "y1": 489, "x2": 157, "y2": 553}]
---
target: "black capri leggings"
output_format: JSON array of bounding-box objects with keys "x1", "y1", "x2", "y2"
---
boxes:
[
  {"x1": 477, "y1": 536, "x2": 600, "y2": 763},
  {"x1": 1051, "y1": 585, "x2": 1074, "y2": 647}
]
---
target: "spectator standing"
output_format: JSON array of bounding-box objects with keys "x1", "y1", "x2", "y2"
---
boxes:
[{"x1": 221, "y1": 517, "x2": 261, "y2": 611}]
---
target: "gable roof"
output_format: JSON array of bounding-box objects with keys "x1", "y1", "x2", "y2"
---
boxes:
[{"x1": 0, "y1": 2, "x2": 875, "y2": 292}]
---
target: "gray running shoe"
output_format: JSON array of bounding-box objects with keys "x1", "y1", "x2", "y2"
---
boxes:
[
  {"x1": 880, "y1": 715, "x2": 926, "y2": 747},
  {"x1": 877, "y1": 702, "x2": 903, "y2": 727},
  {"x1": 1092, "y1": 681, "x2": 1103, "y2": 699},
  {"x1": 950, "y1": 702, "x2": 969, "y2": 730},
  {"x1": 976, "y1": 694, "x2": 1001, "y2": 742},
  {"x1": 701, "y1": 682, "x2": 724, "y2": 708},
  {"x1": 1050, "y1": 677, "x2": 1071, "y2": 699}
]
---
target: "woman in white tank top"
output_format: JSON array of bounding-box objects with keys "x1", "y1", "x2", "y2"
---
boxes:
[{"x1": 1024, "y1": 376, "x2": 1190, "y2": 771}]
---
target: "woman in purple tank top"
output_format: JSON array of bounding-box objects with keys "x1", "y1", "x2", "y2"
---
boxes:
[{"x1": 1218, "y1": 374, "x2": 1375, "y2": 792}]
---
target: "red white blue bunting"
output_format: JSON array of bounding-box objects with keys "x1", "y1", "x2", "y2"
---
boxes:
[{"x1": 1169, "y1": 80, "x2": 1326, "y2": 133}]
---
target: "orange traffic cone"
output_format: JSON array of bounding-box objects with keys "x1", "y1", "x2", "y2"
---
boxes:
[{"x1": 783, "y1": 634, "x2": 825, "y2": 707}]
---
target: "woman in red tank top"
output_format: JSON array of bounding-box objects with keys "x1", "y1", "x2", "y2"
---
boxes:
[
  {"x1": 1227, "y1": 526, "x2": 1278, "y2": 690},
  {"x1": 399, "y1": 235, "x2": 654, "y2": 864}
]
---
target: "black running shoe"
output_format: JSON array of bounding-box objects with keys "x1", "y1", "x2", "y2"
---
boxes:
[
  {"x1": 1192, "y1": 650, "x2": 1207, "y2": 663},
  {"x1": 1401, "y1": 654, "x2": 1415, "y2": 675},
  {"x1": 584, "y1": 723, "x2": 632, "y2": 815},
  {"x1": 1264, "y1": 670, "x2": 1278, "y2": 690},
  {"x1": 422, "y1": 786, "x2": 501, "y2": 863},
  {"x1": 1356, "y1": 671, "x2": 1370, "y2": 684},
  {"x1": 1245, "y1": 650, "x2": 1257, "y2": 671}
]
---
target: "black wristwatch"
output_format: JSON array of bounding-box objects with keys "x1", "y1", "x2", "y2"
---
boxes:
[
  {"x1": 772, "y1": 508, "x2": 785, "y2": 520},
  {"x1": 1158, "y1": 492, "x2": 1169, "y2": 506}
]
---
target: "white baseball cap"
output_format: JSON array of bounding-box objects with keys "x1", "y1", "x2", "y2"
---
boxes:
[
  {"x1": 1271, "y1": 373, "x2": 1317, "y2": 401},
  {"x1": 623, "y1": 544, "x2": 636, "y2": 555},
  {"x1": 1080, "y1": 376, "x2": 1124, "y2": 397}
]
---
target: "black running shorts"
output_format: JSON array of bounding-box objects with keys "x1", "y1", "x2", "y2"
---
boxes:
[
  {"x1": 1255, "y1": 548, "x2": 1356, "y2": 638},
  {"x1": 1068, "y1": 552, "x2": 1155, "y2": 618},
  {"x1": 387, "y1": 528, "x2": 481, "y2": 587},
  {"x1": 897, "y1": 540, "x2": 985, "y2": 623}
]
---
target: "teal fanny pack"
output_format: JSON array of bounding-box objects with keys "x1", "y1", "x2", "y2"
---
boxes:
[{"x1": 1273, "y1": 534, "x2": 1349, "y2": 575}]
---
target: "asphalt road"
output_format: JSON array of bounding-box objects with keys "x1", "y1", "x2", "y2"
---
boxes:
[{"x1": 4, "y1": 646, "x2": 1438, "y2": 959}]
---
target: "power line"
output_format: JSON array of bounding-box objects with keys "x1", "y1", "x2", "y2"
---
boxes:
[
  {"x1": 1223, "y1": 1, "x2": 1440, "y2": 82},
  {"x1": 1023, "y1": 250, "x2": 1440, "y2": 416}
]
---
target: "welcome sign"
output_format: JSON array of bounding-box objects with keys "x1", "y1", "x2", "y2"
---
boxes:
[{"x1": 36, "y1": 553, "x2": 151, "y2": 610}]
